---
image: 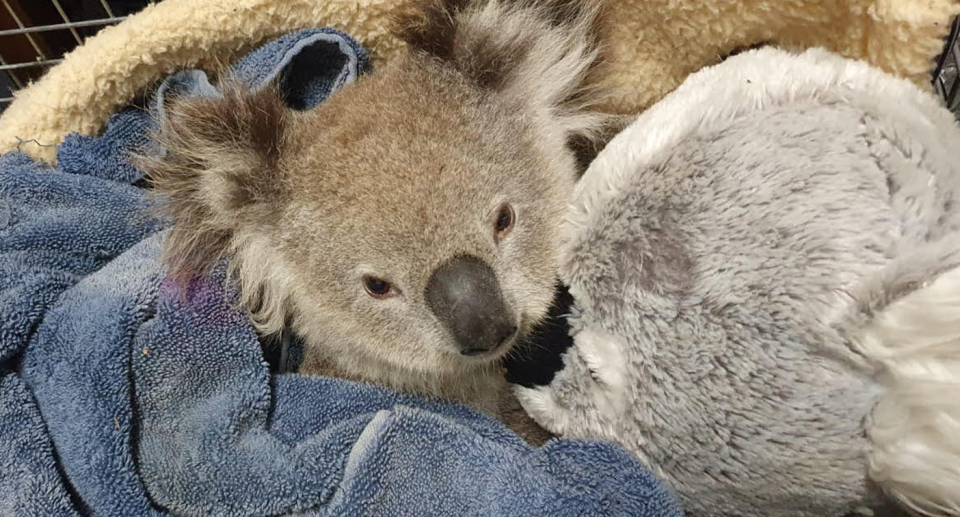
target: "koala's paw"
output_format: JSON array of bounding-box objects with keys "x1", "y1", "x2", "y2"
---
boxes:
[{"x1": 515, "y1": 328, "x2": 629, "y2": 440}]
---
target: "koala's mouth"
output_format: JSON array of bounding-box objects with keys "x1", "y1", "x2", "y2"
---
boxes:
[
  {"x1": 456, "y1": 313, "x2": 532, "y2": 362},
  {"x1": 461, "y1": 343, "x2": 510, "y2": 359},
  {"x1": 459, "y1": 329, "x2": 516, "y2": 358}
]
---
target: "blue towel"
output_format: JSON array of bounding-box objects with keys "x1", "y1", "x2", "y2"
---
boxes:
[{"x1": 0, "y1": 28, "x2": 683, "y2": 517}]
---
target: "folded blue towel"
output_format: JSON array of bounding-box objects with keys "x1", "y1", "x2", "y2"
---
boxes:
[{"x1": 0, "y1": 28, "x2": 682, "y2": 517}]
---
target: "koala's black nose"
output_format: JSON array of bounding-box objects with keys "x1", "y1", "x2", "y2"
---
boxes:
[{"x1": 425, "y1": 256, "x2": 518, "y2": 356}]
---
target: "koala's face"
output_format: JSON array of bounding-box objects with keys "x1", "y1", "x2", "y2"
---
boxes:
[
  {"x1": 144, "y1": 0, "x2": 605, "y2": 389},
  {"x1": 271, "y1": 59, "x2": 574, "y2": 377}
]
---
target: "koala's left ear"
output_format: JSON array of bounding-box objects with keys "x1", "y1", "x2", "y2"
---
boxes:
[
  {"x1": 848, "y1": 241, "x2": 960, "y2": 516},
  {"x1": 396, "y1": 0, "x2": 610, "y2": 142},
  {"x1": 136, "y1": 81, "x2": 289, "y2": 282}
]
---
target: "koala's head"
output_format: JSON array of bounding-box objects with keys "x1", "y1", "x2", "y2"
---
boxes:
[{"x1": 140, "y1": 0, "x2": 609, "y2": 387}]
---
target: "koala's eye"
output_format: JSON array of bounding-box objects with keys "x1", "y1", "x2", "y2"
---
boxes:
[
  {"x1": 363, "y1": 276, "x2": 397, "y2": 299},
  {"x1": 494, "y1": 203, "x2": 515, "y2": 242}
]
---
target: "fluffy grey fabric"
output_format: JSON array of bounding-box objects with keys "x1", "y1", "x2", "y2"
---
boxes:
[{"x1": 517, "y1": 47, "x2": 960, "y2": 517}]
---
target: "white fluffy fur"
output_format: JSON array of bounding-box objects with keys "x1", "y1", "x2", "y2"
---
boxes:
[
  {"x1": 515, "y1": 384, "x2": 571, "y2": 431},
  {"x1": 514, "y1": 328, "x2": 639, "y2": 447},
  {"x1": 452, "y1": 0, "x2": 609, "y2": 185},
  {"x1": 859, "y1": 264, "x2": 960, "y2": 516},
  {"x1": 460, "y1": 0, "x2": 607, "y2": 138},
  {"x1": 571, "y1": 328, "x2": 629, "y2": 414},
  {"x1": 229, "y1": 232, "x2": 298, "y2": 336},
  {"x1": 563, "y1": 47, "x2": 956, "y2": 268}
]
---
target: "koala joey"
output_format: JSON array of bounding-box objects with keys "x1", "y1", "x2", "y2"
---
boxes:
[{"x1": 139, "y1": 0, "x2": 611, "y2": 445}]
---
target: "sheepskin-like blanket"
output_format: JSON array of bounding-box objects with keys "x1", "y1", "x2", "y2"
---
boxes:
[
  {"x1": 1, "y1": 0, "x2": 957, "y2": 164},
  {"x1": 514, "y1": 47, "x2": 960, "y2": 517}
]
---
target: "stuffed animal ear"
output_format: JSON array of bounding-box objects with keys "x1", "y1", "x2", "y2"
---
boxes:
[
  {"x1": 850, "y1": 242, "x2": 960, "y2": 516},
  {"x1": 396, "y1": 0, "x2": 608, "y2": 141},
  {"x1": 137, "y1": 81, "x2": 289, "y2": 282}
]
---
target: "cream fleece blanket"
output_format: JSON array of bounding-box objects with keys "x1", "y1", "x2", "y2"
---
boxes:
[{"x1": 1, "y1": 0, "x2": 958, "y2": 164}]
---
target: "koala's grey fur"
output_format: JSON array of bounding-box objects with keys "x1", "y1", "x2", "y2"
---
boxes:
[
  {"x1": 517, "y1": 47, "x2": 960, "y2": 516},
  {"x1": 138, "y1": 0, "x2": 610, "y2": 445}
]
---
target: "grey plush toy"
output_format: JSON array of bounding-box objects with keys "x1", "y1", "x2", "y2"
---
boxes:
[{"x1": 515, "y1": 47, "x2": 960, "y2": 517}]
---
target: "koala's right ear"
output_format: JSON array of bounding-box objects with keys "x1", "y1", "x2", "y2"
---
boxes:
[
  {"x1": 138, "y1": 82, "x2": 289, "y2": 281},
  {"x1": 396, "y1": 0, "x2": 609, "y2": 142}
]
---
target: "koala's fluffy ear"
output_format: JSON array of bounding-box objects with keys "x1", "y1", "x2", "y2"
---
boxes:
[
  {"x1": 397, "y1": 0, "x2": 609, "y2": 140},
  {"x1": 138, "y1": 82, "x2": 289, "y2": 282}
]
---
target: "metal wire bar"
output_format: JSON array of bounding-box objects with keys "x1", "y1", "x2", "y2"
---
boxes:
[
  {"x1": 0, "y1": 0, "x2": 135, "y2": 112},
  {"x1": 49, "y1": 0, "x2": 83, "y2": 45},
  {"x1": 934, "y1": 17, "x2": 960, "y2": 78},
  {"x1": 0, "y1": 58, "x2": 62, "y2": 71},
  {"x1": 0, "y1": 0, "x2": 48, "y2": 60},
  {"x1": 98, "y1": 0, "x2": 116, "y2": 18},
  {"x1": 0, "y1": 55, "x2": 23, "y2": 89},
  {"x1": 934, "y1": 16, "x2": 960, "y2": 106},
  {"x1": 0, "y1": 17, "x2": 126, "y2": 37},
  {"x1": 944, "y1": 41, "x2": 960, "y2": 111}
]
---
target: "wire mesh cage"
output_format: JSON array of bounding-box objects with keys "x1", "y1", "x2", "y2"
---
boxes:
[
  {"x1": 1, "y1": 1, "x2": 960, "y2": 117},
  {"x1": 0, "y1": 0, "x2": 150, "y2": 109},
  {"x1": 934, "y1": 15, "x2": 960, "y2": 114}
]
